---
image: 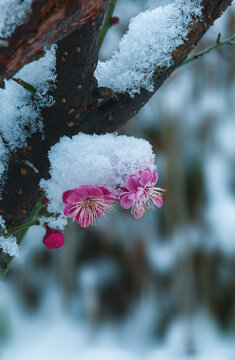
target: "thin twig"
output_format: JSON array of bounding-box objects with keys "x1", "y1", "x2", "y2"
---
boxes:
[
  {"x1": 153, "y1": 33, "x2": 235, "y2": 77},
  {"x1": 12, "y1": 77, "x2": 36, "y2": 95},
  {"x1": 98, "y1": 0, "x2": 117, "y2": 51},
  {"x1": 181, "y1": 33, "x2": 235, "y2": 66}
]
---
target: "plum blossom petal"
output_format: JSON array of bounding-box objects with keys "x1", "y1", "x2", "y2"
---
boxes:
[
  {"x1": 153, "y1": 194, "x2": 163, "y2": 208},
  {"x1": 62, "y1": 185, "x2": 116, "y2": 228},
  {"x1": 62, "y1": 187, "x2": 88, "y2": 204},
  {"x1": 151, "y1": 170, "x2": 158, "y2": 185},
  {"x1": 139, "y1": 169, "x2": 152, "y2": 187},
  {"x1": 134, "y1": 205, "x2": 145, "y2": 219},
  {"x1": 119, "y1": 168, "x2": 165, "y2": 218},
  {"x1": 120, "y1": 193, "x2": 133, "y2": 209},
  {"x1": 126, "y1": 175, "x2": 140, "y2": 191}
]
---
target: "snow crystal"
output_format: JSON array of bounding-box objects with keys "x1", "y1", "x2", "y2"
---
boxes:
[
  {"x1": 0, "y1": 235, "x2": 19, "y2": 256},
  {"x1": 40, "y1": 133, "x2": 156, "y2": 215},
  {"x1": 39, "y1": 215, "x2": 68, "y2": 230},
  {"x1": 0, "y1": 138, "x2": 9, "y2": 197},
  {"x1": 0, "y1": 0, "x2": 33, "y2": 38},
  {"x1": 95, "y1": 0, "x2": 202, "y2": 96},
  {"x1": 0, "y1": 215, "x2": 6, "y2": 230},
  {"x1": 0, "y1": 45, "x2": 57, "y2": 151}
]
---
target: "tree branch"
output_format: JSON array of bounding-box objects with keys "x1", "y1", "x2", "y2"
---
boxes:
[
  {"x1": 0, "y1": 0, "x2": 104, "y2": 84},
  {"x1": 0, "y1": 0, "x2": 233, "y2": 234},
  {"x1": 181, "y1": 32, "x2": 235, "y2": 66}
]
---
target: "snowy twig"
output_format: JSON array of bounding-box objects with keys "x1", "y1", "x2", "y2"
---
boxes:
[
  {"x1": 180, "y1": 33, "x2": 235, "y2": 67},
  {"x1": 153, "y1": 33, "x2": 235, "y2": 76}
]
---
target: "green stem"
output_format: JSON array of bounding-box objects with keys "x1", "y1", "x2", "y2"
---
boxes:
[
  {"x1": 5, "y1": 220, "x2": 39, "y2": 236},
  {"x1": 181, "y1": 33, "x2": 235, "y2": 67},
  {"x1": 153, "y1": 33, "x2": 235, "y2": 77},
  {"x1": 98, "y1": 0, "x2": 117, "y2": 52},
  {"x1": 12, "y1": 78, "x2": 36, "y2": 95},
  {"x1": 0, "y1": 194, "x2": 45, "y2": 278}
]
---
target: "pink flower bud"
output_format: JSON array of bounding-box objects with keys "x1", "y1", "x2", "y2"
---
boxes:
[
  {"x1": 43, "y1": 225, "x2": 64, "y2": 250},
  {"x1": 110, "y1": 16, "x2": 119, "y2": 25}
]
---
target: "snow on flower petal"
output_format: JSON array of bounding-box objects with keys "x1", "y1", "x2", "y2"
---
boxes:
[{"x1": 62, "y1": 185, "x2": 116, "y2": 228}]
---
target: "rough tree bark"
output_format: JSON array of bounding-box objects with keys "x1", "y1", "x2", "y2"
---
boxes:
[
  {"x1": 0, "y1": 0, "x2": 103, "y2": 83},
  {"x1": 0, "y1": 0, "x2": 233, "y2": 230}
]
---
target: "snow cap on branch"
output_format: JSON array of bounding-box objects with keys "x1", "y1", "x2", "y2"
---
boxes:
[
  {"x1": 40, "y1": 133, "x2": 156, "y2": 216},
  {"x1": 95, "y1": 0, "x2": 202, "y2": 96}
]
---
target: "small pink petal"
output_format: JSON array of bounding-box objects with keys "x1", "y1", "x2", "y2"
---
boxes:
[
  {"x1": 62, "y1": 190, "x2": 74, "y2": 204},
  {"x1": 85, "y1": 186, "x2": 104, "y2": 198},
  {"x1": 96, "y1": 209, "x2": 105, "y2": 218},
  {"x1": 120, "y1": 193, "x2": 133, "y2": 209},
  {"x1": 151, "y1": 171, "x2": 158, "y2": 185},
  {"x1": 134, "y1": 206, "x2": 144, "y2": 219},
  {"x1": 63, "y1": 187, "x2": 88, "y2": 203},
  {"x1": 98, "y1": 186, "x2": 111, "y2": 196},
  {"x1": 126, "y1": 175, "x2": 140, "y2": 191},
  {"x1": 153, "y1": 195, "x2": 163, "y2": 208},
  {"x1": 63, "y1": 203, "x2": 76, "y2": 217},
  {"x1": 139, "y1": 169, "x2": 152, "y2": 186}
]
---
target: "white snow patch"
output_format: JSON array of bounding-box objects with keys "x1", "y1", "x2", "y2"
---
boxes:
[
  {"x1": 0, "y1": 45, "x2": 57, "y2": 151},
  {"x1": 0, "y1": 235, "x2": 19, "y2": 256},
  {"x1": 40, "y1": 133, "x2": 156, "y2": 215},
  {"x1": 0, "y1": 0, "x2": 33, "y2": 38},
  {"x1": 0, "y1": 138, "x2": 9, "y2": 196},
  {"x1": 39, "y1": 215, "x2": 68, "y2": 231},
  {"x1": 95, "y1": 0, "x2": 202, "y2": 96},
  {"x1": 0, "y1": 44, "x2": 57, "y2": 196},
  {"x1": 0, "y1": 215, "x2": 6, "y2": 230}
]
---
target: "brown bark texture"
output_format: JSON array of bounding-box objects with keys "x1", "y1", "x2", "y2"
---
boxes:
[
  {"x1": 0, "y1": 0, "x2": 233, "y2": 230},
  {"x1": 0, "y1": 0, "x2": 103, "y2": 82}
]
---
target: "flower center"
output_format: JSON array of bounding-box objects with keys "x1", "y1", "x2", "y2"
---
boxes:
[{"x1": 69, "y1": 196, "x2": 114, "y2": 226}]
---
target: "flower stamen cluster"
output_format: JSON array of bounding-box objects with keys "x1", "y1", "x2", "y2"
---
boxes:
[
  {"x1": 63, "y1": 186, "x2": 116, "y2": 228},
  {"x1": 119, "y1": 168, "x2": 166, "y2": 219}
]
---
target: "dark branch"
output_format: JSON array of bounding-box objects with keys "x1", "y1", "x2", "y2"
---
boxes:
[{"x1": 0, "y1": 0, "x2": 104, "y2": 83}]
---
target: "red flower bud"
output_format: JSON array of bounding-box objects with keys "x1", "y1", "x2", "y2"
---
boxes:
[
  {"x1": 43, "y1": 197, "x2": 50, "y2": 206},
  {"x1": 43, "y1": 225, "x2": 64, "y2": 250},
  {"x1": 110, "y1": 16, "x2": 119, "y2": 25}
]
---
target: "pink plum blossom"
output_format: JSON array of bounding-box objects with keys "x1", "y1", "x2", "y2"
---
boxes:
[
  {"x1": 62, "y1": 185, "x2": 116, "y2": 228},
  {"x1": 43, "y1": 225, "x2": 65, "y2": 249},
  {"x1": 119, "y1": 168, "x2": 165, "y2": 219}
]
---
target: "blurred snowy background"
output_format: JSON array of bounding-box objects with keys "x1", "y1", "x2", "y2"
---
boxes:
[{"x1": 1, "y1": 0, "x2": 235, "y2": 359}]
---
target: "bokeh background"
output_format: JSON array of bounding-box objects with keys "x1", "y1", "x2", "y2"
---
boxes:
[{"x1": 0, "y1": 0, "x2": 235, "y2": 359}]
